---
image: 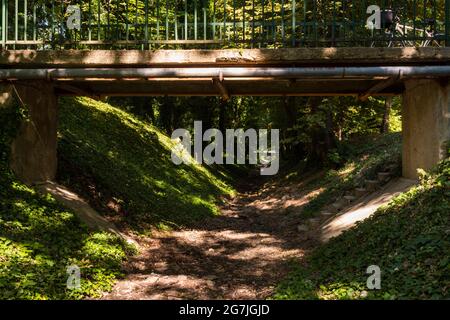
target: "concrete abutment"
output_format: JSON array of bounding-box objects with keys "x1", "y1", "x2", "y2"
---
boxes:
[
  {"x1": 0, "y1": 81, "x2": 57, "y2": 184},
  {"x1": 402, "y1": 79, "x2": 450, "y2": 179}
]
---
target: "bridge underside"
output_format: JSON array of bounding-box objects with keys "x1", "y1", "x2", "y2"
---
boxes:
[
  {"x1": 2, "y1": 47, "x2": 450, "y2": 98},
  {"x1": 1, "y1": 48, "x2": 449, "y2": 182},
  {"x1": 53, "y1": 79, "x2": 403, "y2": 97}
]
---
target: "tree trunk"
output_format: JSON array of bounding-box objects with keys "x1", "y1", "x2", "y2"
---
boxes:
[
  {"x1": 160, "y1": 96, "x2": 174, "y2": 134},
  {"x1": 282, "y1": 96, "x2": 297, "y2": 158},
  {"x1": 381, "y1": 97, "x2": 392, "y2": 134},
  {"x1": 325, "y1": 107, "x2": 336, "y2": 152},
  {"x1": 306, "y1": 97, "x2": 326, "y2": 167},
  {"x1": 218, "y1": 98, "x2": 227, "y2": 134}
]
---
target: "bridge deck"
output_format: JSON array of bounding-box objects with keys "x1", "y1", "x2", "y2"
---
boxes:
[{"x1": 2, "y1": 48, "x2": 450, "y2": 98}]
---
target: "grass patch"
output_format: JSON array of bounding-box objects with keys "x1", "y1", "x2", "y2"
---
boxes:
[
  {"x1": 58, "y1": 97, "x2": 235, "y2": 231},
  {"x1": 274, "y1": 157, "x2": 450, "y2": 300},
  {"x1": 0, "y1": 100, "x2": 131, "y2": 300}
]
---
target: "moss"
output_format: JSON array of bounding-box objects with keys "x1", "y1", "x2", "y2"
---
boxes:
[
  {"x1": 0, "y1": 96, "x2": 131, "y2": 300},
  {"x1": 57, "y1": 97, "x2": 235, "y2": 231}
]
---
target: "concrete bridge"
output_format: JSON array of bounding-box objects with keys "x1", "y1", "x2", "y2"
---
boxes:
[{"x1": 1, "y1": 47, "x2": 450, "y2": 183}]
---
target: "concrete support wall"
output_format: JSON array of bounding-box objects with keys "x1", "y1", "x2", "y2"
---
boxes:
[
  {"x1": 0, "y1": 82, "x2": 57, "y2": 184},
  {"x1": 402, "y1": 79, "x2": 450, "y2": 179}
]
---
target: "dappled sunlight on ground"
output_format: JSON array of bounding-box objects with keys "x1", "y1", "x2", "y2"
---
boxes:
[{"x1": 101, "y1": 179, "x2": 320, "y2": 300}]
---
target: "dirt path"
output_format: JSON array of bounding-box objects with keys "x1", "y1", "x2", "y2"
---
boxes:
[{"x1": 102, "y1": 176, "x2": 322, "y2": 300}]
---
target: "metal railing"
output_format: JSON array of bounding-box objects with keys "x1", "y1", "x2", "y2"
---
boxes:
[{"x1": 1, "y1": 0, "x2": 449, "y2": 49}]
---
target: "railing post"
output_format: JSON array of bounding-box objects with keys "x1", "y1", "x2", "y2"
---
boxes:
[
  {"x1": 291, "y1": 0, "x2": 296, "y2": 47},
  {"x1": 1, "y1": 0, "x2": 6, "y2": 49},
  {"x1": 446, "y1": 0, "x2": 450, "y2": 46}
]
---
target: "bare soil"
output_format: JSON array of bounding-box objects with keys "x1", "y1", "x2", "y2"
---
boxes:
[{"x1": 102, "y1": 174, "x2": 323, "y2": 300}]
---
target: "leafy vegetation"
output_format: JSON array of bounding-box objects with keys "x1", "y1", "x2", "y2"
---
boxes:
[
  {"x1": 274, "y1": 156, "x2": 450, "y2": 300},
  {"x1": 1, "y1": 76, "x2": 445, "y2": 301},
  {"x1": 277, "y1": 132, "x2": 402, "y2": 219},
  {"x1": 57, "y1": 97, "x2": 235, "y2": 231},
  {"x1": 0, "y1": 97, "x2": 132, "y2": 300}
]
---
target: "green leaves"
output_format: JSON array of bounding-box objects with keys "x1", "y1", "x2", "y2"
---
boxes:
[
  {"x1": 58, "y1": 97, "x2": 234, "y2": 230},
  {"x1": 0, "y1": 107, "x2": 130, "y2": 299},
  {"x1": 275, "y1": 155, "x2": 450, "y2": 300}
]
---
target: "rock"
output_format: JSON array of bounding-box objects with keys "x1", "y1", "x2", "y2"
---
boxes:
[
  {"x1": 331, "y1": 202, "x2": 344, "y2": 211},
  {"x1": 378, "y1": 172, "x2": 391, "y2": 182},
  {"x1": 307, "y1": 218, "x2": 320, "y2": 226},
  {"x1": 354, "y1": 187, "x2": 367, "y2": 197},
  {"x1": 386, "y1": 164, "x2": 398, "y2": 172},
  {"x1": 344, "y1": 195, "x2": 357, "y2": 203},
  {"x1": 365, "y1": 179, "x2": 379, "y2": 191}
]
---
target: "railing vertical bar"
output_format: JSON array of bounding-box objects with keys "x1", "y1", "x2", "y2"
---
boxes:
[
  {"x1": 212, "y1": 0, "x2": 216, "y2": 40},
  {"x1": 423, "y1": 0, "x2": 427, "y2": 43},
  {"x1": 323, "y1": 0, "x2": 327, "y2": 46},
  {"x1": 125, "y1": 0, "x2": 129, "y2": 43},
  {"x1": 433, "y1": 0, "x2": 437, "y2": 36},
  {"x1": 61, "y1": 0, "x2": 65, "y2": 48},
  {"x1": 203, "y1": 0, "x2": 207, "y2": 41},
  {"x1": 117, "y1": 0, "x2": 120, "y2": 44},
  {"x1": 243, "y1": 0, "x2": 246, "y2": 43},
  {"x1": 222, "y1": 0, "x2": 226, "y2": 41},
  {"x1": 97, "y1": 0, "x2": 101, "y2": 41},
  {"x1": 413, "y1": 0, "x2": 416, "y2": 42},
  {"x1": 134, "y1": 0, "x2": 138, "y2": 43},
  {"x1": 313, "y1": 0, "x2": 318, "y2": 46},
  {"x1": 251, "y1": 0, "x2": 255, "y2": 47},
  {"x1": 281, "y1": 0, "x2": 285, "y2": 46},
  {"x1": 33, "y1": 2, "x2": 36, "y2": 44},
  {"x1": 174, "y1": 2, "x2": 178, "y2": 41},
  {"x1": 89, "y1": 0, "x2": 93, "y2": 42},
  {"x1": 341, "y1": 0, "x2": 345, "y2": 43},
  {"x1": 24, "y1": 0, "x2": 27, "y2": 42},
  {"x1": 107, "y1": 0, "x2": 110, "y2": 41},
  {"x1": 165, "y1": 0, "x2": 169, "y2": 41},
  {"x1": 271, "y1": 0, "x2": 275, "y2": 43},
  {"x1": 51, "y1": 0, "x2": 55, "y2": 48},
  {"x1": 446, "y1": 0, "x2": 450, "y2": 46},
  {"x1": 194, "y1": 0, "x2": 198, "y2": 40},
  {"x1": 79, "y1": 0, "x2": 82, "y2": 45},
  {"x1": 362, "y1": 0, "x2": 366, "y2": 46},
  {"x1": 302, "y1": 0, "x2": 306, "y2": 46},
  {"x1": 1, "y1": 0, "x2": 5, "y2": 49},
  {"x1": 233, "y1": 0, "x2": 236, "y2": 41},
  {"x1": 14, "y1": 0, "x2": 17, "y2": 47},
  {"x1": 291, "y1": 0, "x2": 296, "y2": 46},
  {"x1": 331, "y1": 0, "x2": 336, "y2": 46},
  {"x1": 145, "y1": 0, "x2": 149, "y2": 45},
  {"x1": 262, "y1": 0, "x2": 265, "y2": 46},
  {"x1": 156, "y1": 0, "x2": 160, "y2": 42},
  {"x1": 116, "y1": 0, "x2": 120, "y2": 45},
  {"x1": 184, "y1": 0, "x2": 188, "y2": 40},
  {"x1": 351, "y1": 1, "x2": 355, "y2": 45},
  {"x1": 403, "y1": 0, "x2": 407, "y2": 41}
]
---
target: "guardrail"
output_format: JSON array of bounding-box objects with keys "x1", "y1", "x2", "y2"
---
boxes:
[{"x1": 1, "y1": 0, "x2": 448, "y2": 49}]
